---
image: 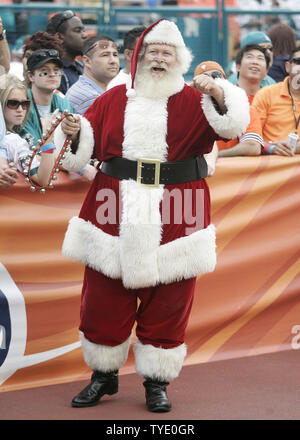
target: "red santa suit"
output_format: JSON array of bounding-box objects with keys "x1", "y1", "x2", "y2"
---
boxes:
[{"x1": 55, "y1": 20, "x2": 249, "y2": 383}]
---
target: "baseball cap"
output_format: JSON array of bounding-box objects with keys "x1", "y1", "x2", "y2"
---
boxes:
[
  {"x1": 240, "y1": 31, "x2": 271, "y2": 48},
  {"x1": 194, "y1": 61, "x2": 225, "y2": 77},
  {"x1": 27, "y1": 49, "x2": 63, "y2": 71}
]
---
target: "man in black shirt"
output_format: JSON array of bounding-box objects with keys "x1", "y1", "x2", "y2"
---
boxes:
[{"x1": 46, "y1": 10, "x2": 87, "y2": 94}]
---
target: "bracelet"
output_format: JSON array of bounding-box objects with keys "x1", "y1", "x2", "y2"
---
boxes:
[
  {"x1": 40, "y1": 142, "x2": 55, "y2": 154},
  {"x1": 268, "y1": 144, "x2": 276, "y2": 154}
]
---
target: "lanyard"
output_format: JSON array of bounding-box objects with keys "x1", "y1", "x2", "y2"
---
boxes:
[
  {"x1": 288, "y1": 82, "x2": 300, "y2": 131},
  {"x1": 30, "y1": 91, "x2": 55, "y2": 138}
]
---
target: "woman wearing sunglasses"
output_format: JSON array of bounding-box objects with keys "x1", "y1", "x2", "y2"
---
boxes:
[{"x1": 0, "y1": 74, "x2": 57, "y2": 188}]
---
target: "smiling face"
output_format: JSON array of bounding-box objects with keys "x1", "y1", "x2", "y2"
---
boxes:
[
  {"x1": 237, "y1": 48, "x2": 267, "y2": 82},
  {"x1": 3, "y1": 88, "x2": 28, "y2": 131},
  {"x1": 143, "y1": 43, "x2": 177, "y2": 79}
]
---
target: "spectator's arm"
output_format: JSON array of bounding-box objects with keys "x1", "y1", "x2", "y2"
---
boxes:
[
  {"x1": 0, "y1": 17, "x2": 10, "y2": 73},
  {"x1": 218, "y1": 139, "x2": 261, "y2": 157},
  {"x1": 0, "y1": 159, "x2": 19, "y2": 189}
]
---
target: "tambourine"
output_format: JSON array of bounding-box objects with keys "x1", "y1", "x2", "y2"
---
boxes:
[{"x1": 23, "y1": 110, "x2": 73, "y2": 194}]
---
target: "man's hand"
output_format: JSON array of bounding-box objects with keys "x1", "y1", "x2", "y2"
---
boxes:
[
  {"x1": 193, "y1": 74, "x2": 226, "y2": 113},
  {"x1": 269, "y1": 140, "x2": 294, "y2": 156},
  {"x1": 0, "y1": 163, "x2": 19, "y2": 189},
  {"x1": 61, "y1": 114, "x2": 81, "y2": 138}
]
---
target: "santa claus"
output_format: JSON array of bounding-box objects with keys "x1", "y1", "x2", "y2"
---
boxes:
[{"x1": 56, "y1": 19, "x2": 249, "y2": 412}]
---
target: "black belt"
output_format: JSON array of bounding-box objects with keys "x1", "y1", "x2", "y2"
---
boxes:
[{"x1": 101, "y1": 156, "x2": 208, "y2": 187}]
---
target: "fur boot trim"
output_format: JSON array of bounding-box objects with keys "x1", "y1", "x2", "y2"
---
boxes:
[
  {"x1": 54, "y1": 115, "x2": 94, "y2": 171},
  {"x1": 201, "y1": 78, "x2": 250, "y2": 139},
  {"x1": 80, "y1": 332, "x2": 131, "y2": 372},
  {"x1": 134, "y1": 339, "x2": 187, "y2": 382}
]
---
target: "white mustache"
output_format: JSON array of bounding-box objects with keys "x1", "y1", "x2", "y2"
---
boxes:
[{"x1": 149, "y1": 61, "x2": 169, "y2": 71}]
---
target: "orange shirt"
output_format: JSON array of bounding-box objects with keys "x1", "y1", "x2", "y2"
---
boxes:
[
  {"x1": 217, "y1": 106, "x2": 263, "y2": 150},
  {"x1": 252, "y1": 76, "x2": 300, "y2": 142}
]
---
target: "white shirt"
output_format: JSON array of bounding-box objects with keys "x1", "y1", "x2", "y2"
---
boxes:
[
  {"x1": 4, "y1": 132, "x2": 40, "y2": 173},
  {"x1": 106, "y1": 69, "x2": 131, "y2": 90}
]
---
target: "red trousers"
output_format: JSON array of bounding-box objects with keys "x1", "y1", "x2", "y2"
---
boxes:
[{"x1": 79, "y1": 266, "x2": 196, "y2": 349}]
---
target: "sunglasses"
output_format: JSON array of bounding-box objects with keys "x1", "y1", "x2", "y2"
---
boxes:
[
  {"x1": 84, "y1": 40, "x2": 119, "y2": 55},
  {"x1": 290, "y1": 57, "x2": 300, "y2": 65},
  {"x1": 55, "y1": 10, "x2": 75, "y2": 32},
  {"x1": 260, "y1": 44, "x2": 273, "y2": 51},
  {"x1": 6, "y1": 99, "x2": 31, "y2": 110},
  {"x1": 34, "y1": 49, "x2": 59, "y2": 59}
]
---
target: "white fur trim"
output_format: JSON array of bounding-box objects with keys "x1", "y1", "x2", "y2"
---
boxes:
[
  {"x1": 201, "y1": 78, "x2": 250, "y2": 139},
  {"x1": 62, "y1": 216, "x2": 216, "y2": 288},
  {"x1": 158, "y1": 224, "x2": 216, "y2": 284},
  {"x1": 62, "y1": 216, "x2": 121, "y2": 279},
  {"x1": 122, "y1": 96, "x2": 169, "y2": 161},
  {"x1": 126, "y1": 88, "x2": 136, "y2": 98},
  {"x1": 134, "y1": 339, "x2": 187, "y2": 382},
  {"x1": 119, "y1": 180, "x2": 164, "y2": 288},
  {"x1": 80, "y1": 332, "x2": 131, "y2": 372},
  {"x1": 143, "y1": 21, "x2": 193, "y2": 75},
  {"x1": 144, "y1": 20, "x2": 185, "y2": 48},
  {"x1": 119, "y1": 96, "x2": 168, "y2": 288},
  {"x1": 54, "y1": 115, "x2": 94, "y2": 171}
]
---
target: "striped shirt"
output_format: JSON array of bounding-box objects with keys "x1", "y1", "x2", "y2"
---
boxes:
[{"x1": 66, "y1": 75, "x2": 104, "y2": 115}]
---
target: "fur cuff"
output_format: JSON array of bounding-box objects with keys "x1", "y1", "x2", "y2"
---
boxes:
[
  {"x1": 80, "y1": 332, "x2": 131, "y2": 372},
  {"x1": 201, "y1": 78, "x2": 250, "y2": 139},
  {"x1": 54, "y1": 115, "x2": 94, "y2": 171},
  {"x1": 134, "y1": 339, "x2": 187, "y2": 382}
]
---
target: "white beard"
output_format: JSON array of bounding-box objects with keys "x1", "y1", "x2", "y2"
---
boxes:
[{"x1": 135, "y1": 60, "x2": 184, "y2": 99}]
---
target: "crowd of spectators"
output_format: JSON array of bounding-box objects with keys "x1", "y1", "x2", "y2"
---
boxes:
[{"x1": 0, "y1": 9, "x2": 300, "y2": 190}]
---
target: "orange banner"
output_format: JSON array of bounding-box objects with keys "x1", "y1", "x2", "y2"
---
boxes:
[{"x1": 0, "y1": 156, "x2": 300, "y2": 392}]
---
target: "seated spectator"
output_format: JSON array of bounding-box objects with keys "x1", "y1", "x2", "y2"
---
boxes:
[
  {"x1": 66, "y1": 35, "x2": 120, "y2": 114},
  {"x1": 22, "y1": 31, "x2": 64, "y2": 89},
  {"x1": 46, "y1": 11, "x2": 87, "y2": 95},
  {"x1": 235, "y1": 44, "x2": 271, "y2": 104},
  {"x1": 20, "y1": 49, "x2": 73, "y2": 147},
  {"x1": 0, "y1": 16, "x2": 10, "y2": 74},
  {"x1": 268, "y1": 23, "x2": 296, "y2": 83},
  {"x1": 107, "y1": 26, "x2": 146, "y2": 90},
  {"x1": 0, "y1": 74, "x2": 57, "y2": 188},
  {"x1": 194, "y1": 61, "x2": 262, "y2": 158},
  {"x1": 228, "y1": 31, "x2": 275, "y2": 88},
  {"x1": 253, "y1": 46, "x2": 300, "y2": 156},
  {"x1": 0, "y1": 103, "x2": 19, "y2": 188}
]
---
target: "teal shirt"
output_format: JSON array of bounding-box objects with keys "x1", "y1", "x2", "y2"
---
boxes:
[
  {"x1": 21, "y1": 89, "x2": 73, "y2": 146},
  {"x1": 227, "y1": 72, "x2": 276, "y2": 88}
]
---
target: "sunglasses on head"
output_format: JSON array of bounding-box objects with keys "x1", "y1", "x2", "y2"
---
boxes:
[
  {"x1": 84, "y1": 40, "x2": 119, "y2": 55},
  {"x1": 6, "y1": 99, "x2": 31, "y2": 110},
  {"x1": 34, "y1": 49, "x2": 59, "y2": 59},
  {"x1": 290, "y1": 57, "x2": 300, "y2": 65},
  {"x1": 55, "y1": 10, "x2": 75, "y2": 32}
]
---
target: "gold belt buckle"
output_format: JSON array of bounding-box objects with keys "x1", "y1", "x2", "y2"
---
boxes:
[{"x1": 137, "y1": 158, "x2": 161, "y2": 188}]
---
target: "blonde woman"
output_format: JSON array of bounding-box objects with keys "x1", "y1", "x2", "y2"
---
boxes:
[{"x1": 0, "y1": 74, "x2": 57, "y2": 189}]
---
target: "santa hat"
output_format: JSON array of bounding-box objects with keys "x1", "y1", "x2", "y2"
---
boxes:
[
  {"x1": 127, "y1": 19, "x2": 193, "y2": 98},
  {"x1": 194, "y1": 61, "x2": 225, "y2": 78}
]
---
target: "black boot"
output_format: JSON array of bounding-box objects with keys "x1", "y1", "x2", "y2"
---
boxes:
[
  {"x1": 71, "y1": 370, "x2": 118, "y2": 407},
  {"x1": 143, "y1": 377, "x2": 172, "y2": 412}
]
